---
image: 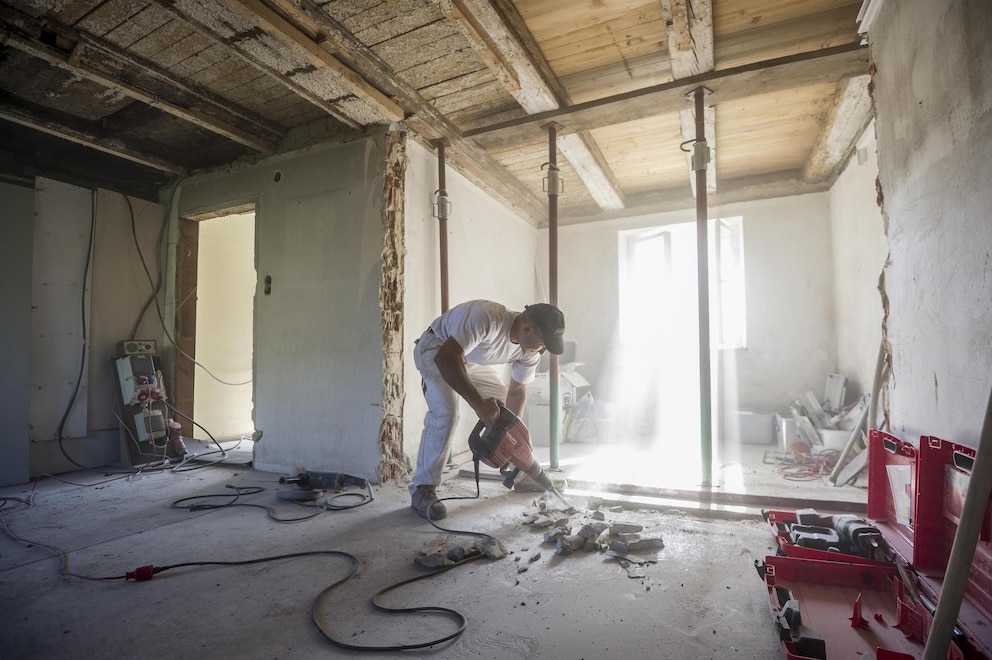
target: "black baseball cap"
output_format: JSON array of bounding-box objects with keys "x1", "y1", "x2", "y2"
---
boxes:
[{"x1": 524, "y1": 303, "x2": 566, "y2": 355}]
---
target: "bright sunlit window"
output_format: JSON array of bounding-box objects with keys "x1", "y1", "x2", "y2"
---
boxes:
[
  {"x1": 713, "y1": 216, "x2": 747, "y2": 349},
  {"x1": 620, "y1": 216, "x2": 746, "y2": 351},
  {"x1": 615, "y1": 216, "x2": 747, "y2": 450}
]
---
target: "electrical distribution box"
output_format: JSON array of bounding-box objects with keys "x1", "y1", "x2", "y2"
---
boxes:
[{"x1": 112, "y1": 347, "x2": 175, "y2": 465}]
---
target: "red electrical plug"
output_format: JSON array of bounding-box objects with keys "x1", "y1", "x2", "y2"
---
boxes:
[{"x1": 125, "y1": 565, "x2": 155, "y2": 581}]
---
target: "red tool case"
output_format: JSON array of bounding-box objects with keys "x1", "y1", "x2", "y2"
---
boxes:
[{"x1": 757, "y1": 430, "x2": 992, "y2": 659}]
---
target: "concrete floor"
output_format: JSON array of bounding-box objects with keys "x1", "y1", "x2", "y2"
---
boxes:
[{"x1": 0, "y1": 439, "x2": 866, "y2": 660}]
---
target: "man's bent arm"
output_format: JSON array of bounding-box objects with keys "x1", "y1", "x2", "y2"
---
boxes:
[
  {"x1": 506, "y1": 380, "x2": 527, "y2": 418},
  {"x1": 434, "y1": 337, "x2": 500, "y2": 426}
]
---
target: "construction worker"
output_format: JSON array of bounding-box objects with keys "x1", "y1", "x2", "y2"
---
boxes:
[{"x1": 409, "y1": 300, "x2": 566, "y2": 519}]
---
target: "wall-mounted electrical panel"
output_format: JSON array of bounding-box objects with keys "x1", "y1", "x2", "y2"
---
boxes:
[{"x1": 112, "y1": 347, "x2": 176, "y2": 465}]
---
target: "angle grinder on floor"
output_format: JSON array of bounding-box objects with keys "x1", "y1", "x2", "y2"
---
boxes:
[
  {"x1": 468, "y1": 403, "x2": 571, "y2": 508},
  {"x1": 278, "y1": 471, "x2": 371, "y2": 501}
]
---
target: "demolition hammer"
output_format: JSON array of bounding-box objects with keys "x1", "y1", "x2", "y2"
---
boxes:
[{"x1": 468, "y1": 404, "x2": 571, "y2": 508}]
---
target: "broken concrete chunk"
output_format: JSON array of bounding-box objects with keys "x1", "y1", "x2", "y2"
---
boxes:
[
  {"x1": 616, "y1": 558, "x2": 645, "y2": 578},
  {"x1": 604, "y1": 550, "x2": 658, "y2": 565},
  {"x1": 619, "y1": 532, "x2": 641, "y2": 543},
  {"x1": 626, "y1": 537, "x2": 665, "y2": 552},
  {"x1": 543, "y1": 525, "x2": 571, "y2": 544},
  {"x1": 556, "y1": 534, "x2": 586, "y2": 555},
  {"x1": 517, "y1": 565, "x2": 528, "y2": 574},
  {"x1": 529, "y1": 552, "x2": 542, "y2": 563},
  {"x1": 420, "y1": 534, "x2": 454, "y2": 556},
  {"x1": 610, "y1": 522, "x2": 644, "y2": 535},
  {"x1": 476, "y1": 537, "x2": 508, "y2": 560},
  {"x1": 531, "y1": 514, "x2": 555, "y2": 528},
  {"x1": 417, "y1": 535, "x2": 482, "y2": 568},
  {"x1": 591, "y1": 510, "x2": 606, "y2": 521},
  {"x1": 577, "y1": 523, "x2": 605, "y2": 541},
  {"x1": 608, "y1": 540, "x2": 629, "y2": 553}
]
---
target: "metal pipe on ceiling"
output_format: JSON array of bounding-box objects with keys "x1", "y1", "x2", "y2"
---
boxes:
[
  {"x1": 691, "y1": 87, "x2": 713, "y2": 487},
  {"x1": 543, "y1": 122, "x2": 563, "y2": 470}
]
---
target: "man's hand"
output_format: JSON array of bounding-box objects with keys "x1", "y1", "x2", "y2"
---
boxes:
[{"x1": 475, "y1": 398, "x2": 501, "y2": 428}]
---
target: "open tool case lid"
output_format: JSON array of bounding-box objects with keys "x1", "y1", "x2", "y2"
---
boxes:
[{"x1": 867, "y1": 431, "x2": 992, "y2": 656}]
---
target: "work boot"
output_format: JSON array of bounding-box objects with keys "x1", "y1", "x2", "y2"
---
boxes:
[{"x1": 411, "y1": 485, "x2": 446, "y2": 520}]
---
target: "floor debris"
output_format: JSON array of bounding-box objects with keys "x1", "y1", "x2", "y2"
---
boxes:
[{"x1": 414, "y1": 534, "x2": 507, "y2": 568}]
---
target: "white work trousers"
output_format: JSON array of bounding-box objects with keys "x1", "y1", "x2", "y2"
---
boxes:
[{"x1": 410, "y1": 329, "x2": 508, "y2": 493}]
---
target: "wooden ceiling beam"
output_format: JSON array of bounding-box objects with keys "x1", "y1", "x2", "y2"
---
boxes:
[
  {"x1": 222, "y1": 0, "x2": 403, "y2": 122},
  {"x1": 802, "y1": 74, "x2": 873, "y2": 184},
  {"x1": 662, "y1": 0, "x2": 714, "y2": 77},
  {"x1": 265, "y1": 0, "x2": 548, "y2": 223},
  {"x1": 0, "y1": 98, "x2": 187, "y2": 176},
  {"x1": 443, "y1": 0, "x2": 625, "y2": 211},
  {"x1": 0, "y1": 11, "x2": 281, "y2": 153},
  {"x1": 467, "y1": 43, "x2": 870, "y2": 153},
  {"x1": 443, "y1": 0, "x2": 521, "y2": 93},
  {"x1": 562, "y1": 170, "x2": 832, "y2": 228},
  {"x1": 148, "y1": 0, "x2": 359, "y2": 129}
]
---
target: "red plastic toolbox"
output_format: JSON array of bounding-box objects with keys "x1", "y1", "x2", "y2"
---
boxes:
[{"x1": 757, "y1": 430, "x2": 992, "y2": 658}]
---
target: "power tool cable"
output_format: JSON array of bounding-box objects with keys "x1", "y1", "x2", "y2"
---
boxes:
[
  {"x1": 2, "y1": 482, "x2": 488, "y2": 653},
  {"x1": 309, "y1": 472, "x2": 494, "y2": 651}
]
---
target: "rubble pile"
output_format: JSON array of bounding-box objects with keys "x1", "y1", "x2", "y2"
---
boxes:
[{"x1": 522, "y1": 497, "x2": 665, "y2": 569}]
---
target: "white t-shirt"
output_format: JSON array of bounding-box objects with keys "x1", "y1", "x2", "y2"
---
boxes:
[{"x1": 429, "y1": 300, "x2": 540, "y2": 384}]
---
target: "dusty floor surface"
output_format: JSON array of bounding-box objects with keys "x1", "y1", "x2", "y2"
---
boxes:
[{"x1": 0, "y1": 452, "x2": 806, "y2": 660}]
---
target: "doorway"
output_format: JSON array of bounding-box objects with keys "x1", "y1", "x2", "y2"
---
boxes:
[{"x1": 175, "y1": 207, "x2": 256, "y2": 448}]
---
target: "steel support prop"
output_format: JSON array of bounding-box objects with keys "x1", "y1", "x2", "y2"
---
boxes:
[
  {"x1": 432, "y1": 138, "x2": 451, "y2": 313},
  {"x1": 433, "y1": 139, "x2": 453, "y2": 466},
  {"x1": 690, "y1": 87, "x2": 713, "y2": 487},
  {"x1": 543, "y1": 122, "x2": 563, "y2": 470}
]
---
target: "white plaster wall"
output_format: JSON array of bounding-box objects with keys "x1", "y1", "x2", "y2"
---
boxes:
[
  {"x1": 403, "y1": 139, "x2": 539, "y2": 465},
  {"x1": 871, "y1": 0, "x2": 992, "y2": 447},
  {"x1": 26, "y1": 186, "x2": 167, "y2": 475},
  {"x1": 174, "y1": 139, "x2": 387, "y2": 479},
  {"x1": 30, "y1": 179, "x2": 94, "y2": 442},
  {"x1": 542, "y1": 193, "x2": 837, "y2": 419},
  {"x1": 829, "y1": 125, "x2": 889, "y2": 409}
]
